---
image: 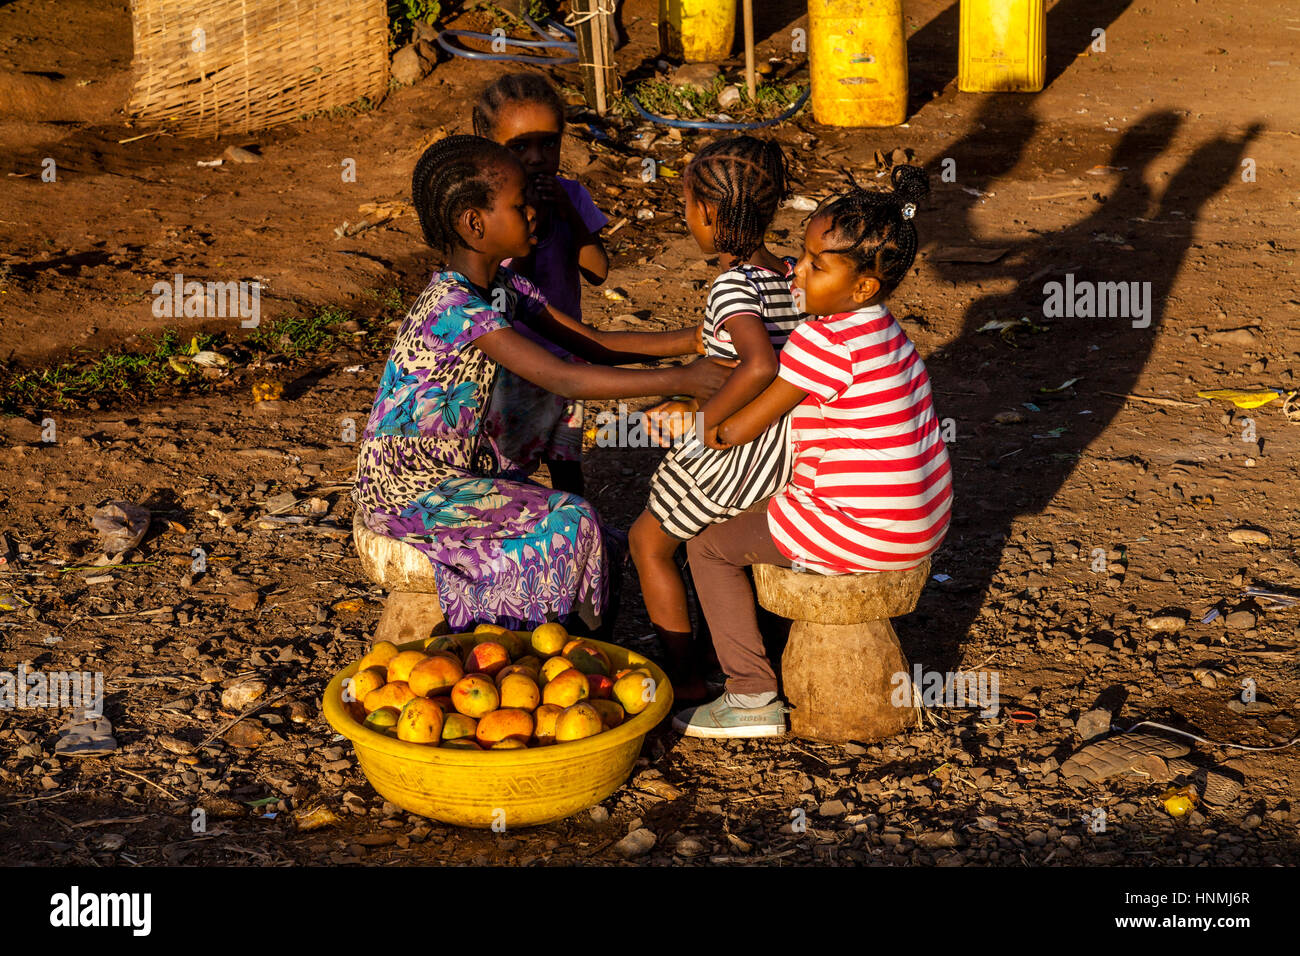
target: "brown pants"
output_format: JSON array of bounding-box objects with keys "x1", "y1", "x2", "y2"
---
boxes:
[{"x1": 685, "y1": 509, "x2": 792, "y2": 696}]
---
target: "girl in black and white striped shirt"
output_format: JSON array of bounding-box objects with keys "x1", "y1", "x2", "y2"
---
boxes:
[{"x1": 629, "y1": 136, "x2": 807, "y2": 703}]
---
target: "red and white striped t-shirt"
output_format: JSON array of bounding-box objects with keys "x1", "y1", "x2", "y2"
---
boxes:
[{"x1": 767, "y1": 303, "x2": 953, "y2": 574}]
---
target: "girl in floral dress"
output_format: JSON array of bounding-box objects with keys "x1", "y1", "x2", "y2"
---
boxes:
[{"x1": 351, "y1": 135, "x2": 731, "y2": 633}]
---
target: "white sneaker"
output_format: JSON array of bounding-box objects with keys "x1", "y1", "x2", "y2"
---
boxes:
[{"x1": 671, "y1": 693, "x2": 788, "y2": 739}]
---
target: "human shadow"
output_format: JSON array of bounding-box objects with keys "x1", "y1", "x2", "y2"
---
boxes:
[{"x1": 905, "y1": 96, "x2": 1263, "y2": 687}]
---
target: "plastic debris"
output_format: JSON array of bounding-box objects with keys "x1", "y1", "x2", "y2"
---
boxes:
[
  {"x1": 1040, "y1": 377, "x2": 1080, "y2": 393},
  {"x1": 55, "y1": 714, "x2": 118, "y2": 757},
  {"x1": 1244, "y1": 587, "x2": 1297, "y2": 608},
  {"x1": 976, "y1": 316, "x2": 1047, "y2": 345},
  {"x1": 1160, "y1": 784, "x2": 1198, "y2": 818},
  {"x1": 252, "y1": 381, "x2": 284, "y2": 402},
  {"x1": 293, "y1": 805, "x2": 340, "y2": 831},
  {"x1": 91, "y1": 501, "x2": 150, "y2": 556},
  {"x1": 1196, "y1": 388, "x2": 1284, "y2": 409},
  {"x1": 0, "y1": 592, "x2": 31, "y2": 612}
]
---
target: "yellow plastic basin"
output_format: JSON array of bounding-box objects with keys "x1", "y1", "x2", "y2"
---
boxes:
[{"x1": 322, "y1": 635, "x2": 674, "y2": 828}]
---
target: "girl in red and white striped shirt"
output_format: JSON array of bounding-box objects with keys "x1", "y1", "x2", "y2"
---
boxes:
[{"x1": 673, "y1": 166, "x2": 953, "y2": 738}]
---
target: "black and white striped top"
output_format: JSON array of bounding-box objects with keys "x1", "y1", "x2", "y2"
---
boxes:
[{"x1": 701, "y1": 258, "x2": 802, "y2": 361}]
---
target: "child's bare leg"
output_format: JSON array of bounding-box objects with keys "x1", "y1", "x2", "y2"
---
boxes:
[{"x1": 630, "y1": 512, "x2": 710, "y2": 700}]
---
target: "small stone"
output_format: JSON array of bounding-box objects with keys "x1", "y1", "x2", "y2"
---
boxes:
[
  {"x1": 818, "y1": 799, "x2": 848, "y2": 816},
  {"x1": 588, "y1": 805, "x2": 609, "y2": 824},
  {"x1": 638, "y1": 778, "x2": 683, "y2": 801},
  {"x1": 390, "y1": 43, "x2": 432, "y2": 85},
  {"x1": 222, "y1": 145, "x2": 260, "y2": 164},
  {"x1": 228, "y1": 590, "x2": 260, "y2": 612},
  {"x1": 158, "y1": 734, "x2": 191, "y2": 755},
  {"x1": 675, "y1": 836, "x2": 708, "y2": 857},
  {"x1": 614, "y1": 828, "x2": 656, "y2": 859},
  {"x1": 95, "y1": 832, "x2": 126, "y2": 851},
  {"x1": 223, "y1": 722, "x2": 267, "y2": 749},
  {"x1": 1145, "y1": 614, "x2": 1187, "y2": 632},
  {"x1": 1206, "y1": 327, "x2": 1258, "y2": 347},
  {"x1": 221, "y1": 678, "x2": 267, "y2": 712},
  {"x1": 915, "y1": 829, "x2": 960, "y2": 848},
  {"x1": 1224, "y1": 610, "x2": 1256, "y2": 629},
  {"x1": 669, "y1": 62, "x2": 721, "y2": 89},
  {"x1": 716, "y1": 84, "x2": 741, "y2": 109},
  {"x1": 1227, "y1": 527, "x2": 1270, "y2": 546},
  {"x1": 1077, "y1": 709, "x2": 1112, "y2": 740}
]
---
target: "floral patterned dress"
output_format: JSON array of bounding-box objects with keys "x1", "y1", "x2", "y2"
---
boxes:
[{"x1": 350, "y1": 268, "x2": 610, "y2": 631}]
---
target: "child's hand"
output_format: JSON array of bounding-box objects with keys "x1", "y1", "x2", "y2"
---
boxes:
[
  {"x1": 682, "y1": 356, "x2": 738, "y2": 402},
  {"x1": 644, "y1": 399, "x2": 699, "y2": 448},
  {"x1": 694, "y1": 324, "x2": 706, "y2": 355},
  {"x1": 531, "y1": 175, "x2": 578, "y2": 224},
  {"x1": 701, "y1": 424, "x2": 729, "y2": 450}
]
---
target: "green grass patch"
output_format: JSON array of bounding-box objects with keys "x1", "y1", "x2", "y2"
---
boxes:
[
  {"x1": 0, "y1": 292, "x2": 407, "y2": 415},
  {"x1": 616, "y1": 75, "x2": 805, "y2": 123},
  {"x1": 246, "y1": 305, "x2": 352, "y2": 357}
]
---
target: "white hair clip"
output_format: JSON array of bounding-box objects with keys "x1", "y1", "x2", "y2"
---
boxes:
[{"x1": 900, "y1": 202, "x2": 917, "y2": 220}]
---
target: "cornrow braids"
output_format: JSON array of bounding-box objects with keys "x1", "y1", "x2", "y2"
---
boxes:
[
  {"x1": 471, "y1": 71, "x2": 565, "y2": 138},
  {"x1": 815, "y1": 164, "x2": 930, "y2": 292},
  {"x1": 684, "y1": 135, "x2": 791, "y2": 261},
  {"x1": 411, "y1": 134, "x2": 516, "y2": 252}
]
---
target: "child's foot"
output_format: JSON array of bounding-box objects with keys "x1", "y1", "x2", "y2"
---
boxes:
[{"x1": 671, "y1": 693, "x2": 788, "y2": 739}]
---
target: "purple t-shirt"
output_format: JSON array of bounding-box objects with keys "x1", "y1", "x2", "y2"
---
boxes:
[{"x1": 505, "y1": 177, "x2": 608, "y2": 356}]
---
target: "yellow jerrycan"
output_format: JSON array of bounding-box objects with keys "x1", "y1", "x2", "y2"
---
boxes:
[
  {"x1": 659, "y1": 0, "x2": 736, "y2": 63},
  {"x1": 958, "y1": 0, "x2": 1046, "y2": 92},
  {"x1": 808, "y1": 0, "x2": 909, "y2": 127}
]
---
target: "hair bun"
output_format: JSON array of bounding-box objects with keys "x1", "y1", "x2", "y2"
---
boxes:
[{"x1": 889, "y1": 164, "x2": 930, "y2": 207}]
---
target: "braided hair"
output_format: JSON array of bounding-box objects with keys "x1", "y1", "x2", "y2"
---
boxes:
[
  {"x1": 684, "y1": 135, "x2": 790, "y2": 261},
  {"x1": 814, "y1": 164, "x2": 930, "y2": 292},
  {"x1": 471, "y1": 72, "x2": 565, "y2": 138},
  {"x1": 411, "y1": 134, "x2": 516, "y2": 252}
]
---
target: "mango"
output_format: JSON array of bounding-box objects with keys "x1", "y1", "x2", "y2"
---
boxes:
[
  {"x1": 530, "y1": 622, "x2": 568, "y2": 656},
  {"x1": 363, "y1": 706, "x2": 401, "y2": 736},
  {"x1": 542, "y1": 669, "x2": 589, "y2": 708},
  {"x1": 555, "y1": 702, "x2": 603, "y2": 742},
  {"x1": 356, "y1": 640, "x2": 400, "y2": 673},
  {"x1": 347, "y1": 666, "x2": 388, "y2": 704},
  {"x1": 396, "y1": 698, "x2": 444, "y2": 744},
  {"x1": 499, "y1": 673, "x2": 541, "y2": 711},
  {"x1": 364, "y1": 680, "x2": 416, "y2": 714}
]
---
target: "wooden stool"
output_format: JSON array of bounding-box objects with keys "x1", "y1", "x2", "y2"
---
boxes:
[
  {"x1": 353, "y1": 512, "x2": 449, "y2": 647},
  {"x1": 753, "y1": 559, "x2": 929, "y2": 743}
]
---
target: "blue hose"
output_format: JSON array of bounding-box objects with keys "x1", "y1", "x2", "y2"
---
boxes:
[
  {"x1": 627, "y1": 86, "x2": 811, "y2": 131},
  {"x1": 436, "y1": 13, "x2": 578, "y2": 64}
]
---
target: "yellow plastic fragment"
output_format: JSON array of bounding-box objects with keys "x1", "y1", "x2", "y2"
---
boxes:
[
  {"x1": 252, "y1": 381, "x2": 283, "y2": 402},
  {"x1": 1160, "y1": 785, "x2": 1198, "y2": 817},
  {"x1": 1196, "y1": 388, "x2": 1282, "y2": 409}
]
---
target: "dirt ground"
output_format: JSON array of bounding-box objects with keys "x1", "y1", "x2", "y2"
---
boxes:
[{"x1": 1, "y1": 0, "x2": 1298, "y2": 866}]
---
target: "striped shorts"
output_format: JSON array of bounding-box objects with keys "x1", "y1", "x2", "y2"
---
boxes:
[{"x1": 646, "y1": 413, "x2": 794, "y2": 541}]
